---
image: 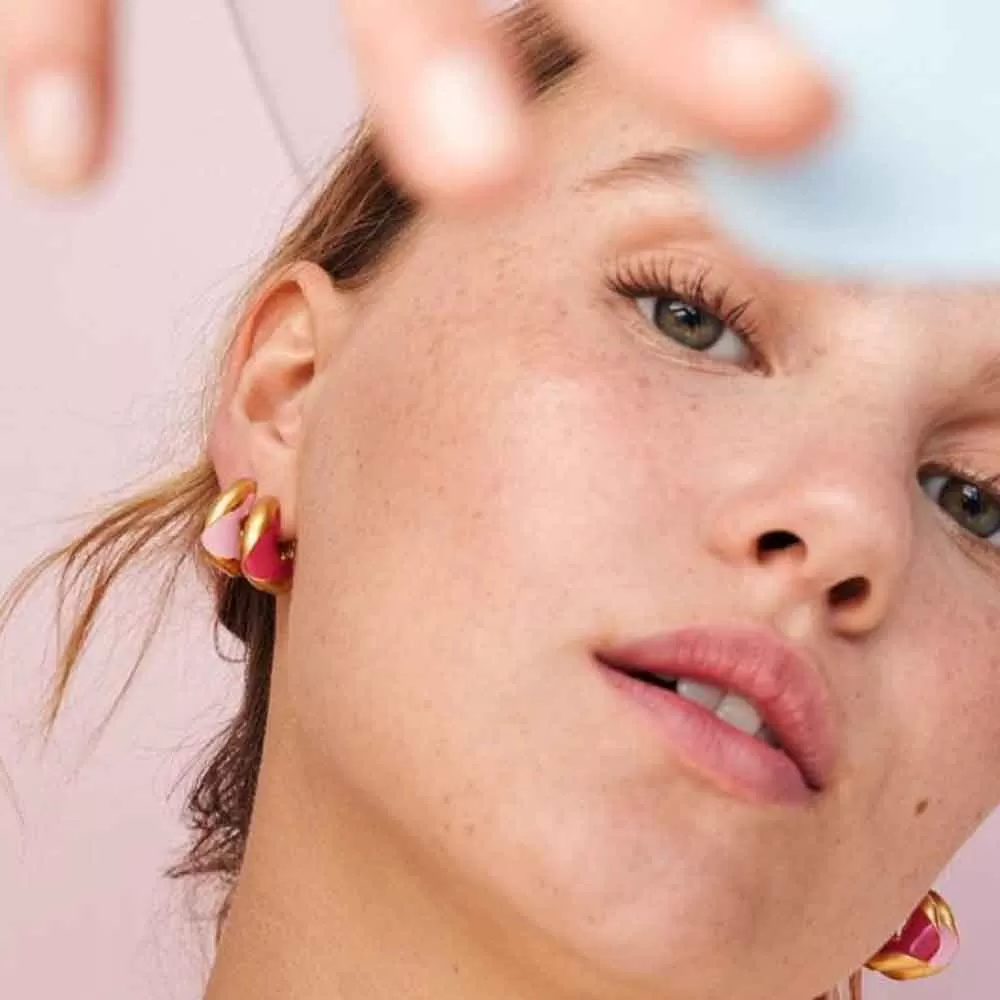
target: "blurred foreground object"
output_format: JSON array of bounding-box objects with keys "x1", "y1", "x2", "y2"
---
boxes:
[{"x1": 700, "y1": 0, "x2": 1000, "y2": 280}]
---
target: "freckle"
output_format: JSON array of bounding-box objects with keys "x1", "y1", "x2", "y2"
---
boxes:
[{"x1": 915, "y1": 798, "x2": 929, "y2": 816}]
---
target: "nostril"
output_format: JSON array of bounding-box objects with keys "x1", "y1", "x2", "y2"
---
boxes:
[
  {"x1": 756, "y1": 530, "x2": 802, "y2": 560},
  {"x1": 829, "y1": 576, "x2": 870, "y2": 609}
]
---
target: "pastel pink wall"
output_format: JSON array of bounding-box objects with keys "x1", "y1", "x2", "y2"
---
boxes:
[{"x1": 1, "y1": 3, "x2": 998, "y2": 998}]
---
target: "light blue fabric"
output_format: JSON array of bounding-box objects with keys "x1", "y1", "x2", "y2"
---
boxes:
[{"x1": 698, "y1": 0, "x2": 1000, "y2": 280}]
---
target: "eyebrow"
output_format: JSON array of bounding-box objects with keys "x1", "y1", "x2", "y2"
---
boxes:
[{"x1": 577, "y1": 148, "x2": 700, "y2": 193}]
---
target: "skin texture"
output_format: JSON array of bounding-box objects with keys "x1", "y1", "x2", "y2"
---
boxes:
[
  {"x1": 0, "y1": 0, "x2": 831, "y2": 196},
  {"x1": 205, "y1": 66, "x2": 1000, "y2": 1000}
]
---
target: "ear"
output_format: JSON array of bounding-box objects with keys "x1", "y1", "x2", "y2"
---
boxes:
[{"x1": 207, "y1": 261, "x2": 351, "y2": 539}]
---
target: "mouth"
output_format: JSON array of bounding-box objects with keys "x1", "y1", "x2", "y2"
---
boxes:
[{"x1": 595, "y1": 626, "x2": 837, "y2": 805}]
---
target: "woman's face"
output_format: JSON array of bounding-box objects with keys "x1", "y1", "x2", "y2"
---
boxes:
[{"x1": 280, "y1": 66, "x2": 1000, "y2": 999}]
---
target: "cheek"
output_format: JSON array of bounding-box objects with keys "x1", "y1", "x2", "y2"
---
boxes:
[
  {"x1": 312, "y1": 298, "x2": 709, "y2": 619},
  {"x1": 286, "y1": 297, "x2": 640, "y2": 740},
  {"x1": 285, "y1": 290, "x2": 728, "y2": 805},
  {"x1": 868, "y1": 583, "x2": 1000, "y2": 862}
]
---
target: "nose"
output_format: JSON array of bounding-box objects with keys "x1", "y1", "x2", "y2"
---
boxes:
[{"x1": 702, "y1": 470, "x2": 911, "y2": 638}]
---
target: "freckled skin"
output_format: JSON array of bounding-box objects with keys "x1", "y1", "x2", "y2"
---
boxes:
[{"x1": 208, "y1": 67, "x2": 1000, "y2": 1000}]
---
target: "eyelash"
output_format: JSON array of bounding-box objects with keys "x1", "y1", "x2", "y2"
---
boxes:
[{"x1": 607, "y1": 257, "x2": 767, "y2": 369}]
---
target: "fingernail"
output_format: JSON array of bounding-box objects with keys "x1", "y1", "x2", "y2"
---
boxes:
[
  {"x1": 410, "y1": 49, "x2": 523, "y2": 185},
  {"x1": 10, "y1": 69, "x2": 98, "y2": 191}
]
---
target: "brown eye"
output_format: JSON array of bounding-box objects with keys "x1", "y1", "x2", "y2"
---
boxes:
[
  {"x1": 636, "y1": 296, "x2": 751, "y2": 364},
  {"x1": 924, "y1": 474, "x2": 1000, "y2": 541}
]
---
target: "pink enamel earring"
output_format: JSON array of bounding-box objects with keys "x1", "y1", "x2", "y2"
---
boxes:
[
  {"x1": 864, "y1": 890, "x2": 959, "y2": 982},
  {"x1": 199, "y1": 478, "x2": 296, "y2": 595}
]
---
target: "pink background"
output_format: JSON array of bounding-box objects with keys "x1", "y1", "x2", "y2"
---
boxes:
[{"x1": 1, "y1": 3, "x2": 998, "y2": 997}]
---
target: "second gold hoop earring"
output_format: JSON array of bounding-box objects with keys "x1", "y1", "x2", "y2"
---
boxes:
[{"x1": 199, "y1": 478, "x2": 296, "y2": 595}]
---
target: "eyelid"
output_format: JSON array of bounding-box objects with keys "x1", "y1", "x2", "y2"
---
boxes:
[{"x1": 605, "y1": 252, "x2": 770, "y2": 371}]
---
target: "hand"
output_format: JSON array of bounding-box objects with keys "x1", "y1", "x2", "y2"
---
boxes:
[
  {"x1": 340, "y1": 0, "x2": 835, "y2": 202},
  {"x1": 0, "y1": 0, "x2": 834, "y2": 200}
]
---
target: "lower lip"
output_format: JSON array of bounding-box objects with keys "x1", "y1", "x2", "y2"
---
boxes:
[{"x1": 598, "y1": 662, "x2": 813, "y2": 806}]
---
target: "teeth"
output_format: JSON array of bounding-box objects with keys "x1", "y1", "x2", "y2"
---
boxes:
[
  {"x1": 714, "y1": 692, "x2": 763, "y2": 736},
  {"x1": 676, "y1": 679, "x2": 725, "y2": 711},
  {"x1": 647, "y1": 673, "x2": 782, "y2": 750}
]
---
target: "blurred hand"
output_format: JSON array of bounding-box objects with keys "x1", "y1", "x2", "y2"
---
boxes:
[
  {"x1": 1, "y1": 0, "x2": 834, "y2": 199},
  {"x1": 340, "y1": 0, "x2": 835, "y2": 202}
]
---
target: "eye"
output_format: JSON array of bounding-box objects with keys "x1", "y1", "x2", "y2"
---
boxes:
[
  {"x1": 635, "y1": 295, "x2": 753, "y2": 365},
  {"x1": 922, "y1": 473, "x2": 1000, "y2": 543},
  {"x1": 608, "y1": 257, "x2": 764, "y2": 369}
]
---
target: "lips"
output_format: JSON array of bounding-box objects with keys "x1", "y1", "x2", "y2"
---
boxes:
[{"x1": 595, "y1": 626, "x2": 838, "y2": 797}]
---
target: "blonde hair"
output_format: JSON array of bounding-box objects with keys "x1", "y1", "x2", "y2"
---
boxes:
[{"x1": 0, "y1": 5, "x2": 859, "y2": 997}]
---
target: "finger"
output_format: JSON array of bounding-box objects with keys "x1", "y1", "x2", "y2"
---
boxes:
[
  {"x1": 338, "y1": 0, "x2": 530, "y2": 204},
  {"x1": 1, "y1": 0, "x2": 112, "y2": 191},
  {"x1": 545, "y1": 0, "x2": 835, "y2": 156}
]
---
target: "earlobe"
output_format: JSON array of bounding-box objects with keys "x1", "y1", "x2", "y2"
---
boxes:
[{"x1": 206, "y1": 261, "x2": 350, "y2": 536}]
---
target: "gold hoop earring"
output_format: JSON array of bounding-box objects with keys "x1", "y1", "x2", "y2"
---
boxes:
[
  {"x1": 240, "y1": 494, "x2": 296, "y2": 595},
  {"x1": 865, "y1": 890, "x2": 959, "y2": 981},
  {"x1": 199, "y1": 478, "x2": 296, "y2": 594}
]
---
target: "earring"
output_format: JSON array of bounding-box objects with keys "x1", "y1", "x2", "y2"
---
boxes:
[
  {"x1": 199, "y1": 478, "x2": 296, "y2": 595},
  {"x1": 199, "y1": 478, "x2": 257, "y2": 577},
  {"x1": 864, "y1": 890, "x2": 959, "y2": 981},
  {"x1": 240, "y1": 494, "x2": 296, "y2": 595}
]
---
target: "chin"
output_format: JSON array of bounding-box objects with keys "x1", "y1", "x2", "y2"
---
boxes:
[{"x1": 531, "y1": 893, "x2": 788, "y2": 1000}]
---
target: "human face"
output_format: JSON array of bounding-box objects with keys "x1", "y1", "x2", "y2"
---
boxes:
[{"x1": 282, "y1": 66, "x2": 1000, "y2": 1000}]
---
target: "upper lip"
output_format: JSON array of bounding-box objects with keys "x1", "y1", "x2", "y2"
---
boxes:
[{"x1": 594, "y1": 625, "x2": 838, "y2": 791}]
